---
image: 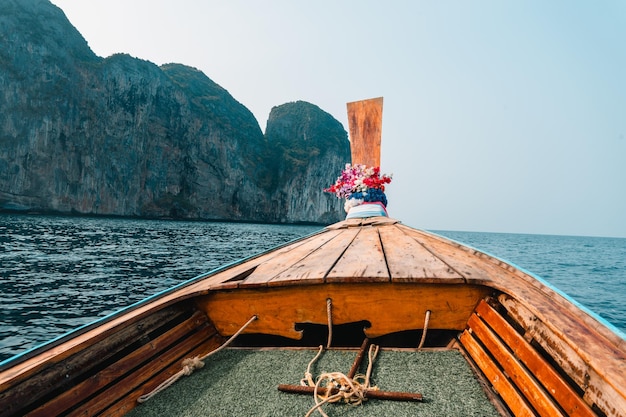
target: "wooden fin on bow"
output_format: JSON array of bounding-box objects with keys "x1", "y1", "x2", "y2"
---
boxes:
[{"x1": 346, "y1": 97, "x2": 383, "y2": 167}]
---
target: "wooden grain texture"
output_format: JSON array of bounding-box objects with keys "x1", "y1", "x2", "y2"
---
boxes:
[
  {"x1": 100, "y1": 334, "x2": 224, "y2": 417},
  {"x1": 25, "y1": 311, "x2": 213, "y2": 417},
  {"x1": 379, "y1": 224, "x2": 464, "y2": 282},
  {"x1": 467, "y1": 313, "x2": 565, "y2": 416},
  {"x1": 267, "y1": 227, "x2": 360, "y2": 285},
  {"x1": 205, "y1": 231, "x2": 328, "y2": 290},
  {"x1": 500, "y1": 295, "x2": 626, "y2": 417},
  {"x1": 398, "y1": 225, "x2": 510, "y2": 286},
  {"x1": 326, "y1": 226, "x2": 389, "y2": 282},
  {"x1": 198, "y1": 283, "x2": 490, "y2": 339},
  {"x1": 326, "y1": 216, "x2": 398, "y2": 230},
  {"x1": 346, "y1": 97, "x2": 383, "y2": 167},
  {"x1": 407, "y1": 226, "x2": 626, "y2": 417},
  {"x1": 0, "y1": 305, "x2": 190, "y2": 417},
  {"x1": 475, "y1": 300, "x2": 595, "y2": 417},
  {"x1": 63, "y1": 321, "x2": 221, "y2": 417},
  {"x1": 460, "y1": 330, "x2": 536, "y2": 417},
  {"x1": 240, "y1": 228, "x2": 344, "y2": 287}
]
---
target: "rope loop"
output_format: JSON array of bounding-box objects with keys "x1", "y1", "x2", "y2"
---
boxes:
[
  {"x1": 137, "y1": 314, "x2": 257, "y2": 403},
  {"x1": 301, "y1": 345, "x2": 324, "y2": 387}
]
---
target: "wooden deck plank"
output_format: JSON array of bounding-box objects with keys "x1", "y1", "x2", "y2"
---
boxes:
[
  {"x1": 499, "y1": 295, "x2": 626, "y2": 417},
  {"x1": 203, "y1": 231, "x2": 329, "y2": 290},
  {"x1": 268, "y1": 227, "x2": 360, "y2": 285},
  {"x1": 26, "y1": 311, "x2": 214, "y2": 417},
  {"x1": 100, "y1": 334, "x2": 225, "y2": 417},
  {"x1": 326, "y1": 226, "x2": 389, "y2": 282},
  {"x1": 63, "y1": 322, "x2": 221, "y2": 417},
  {"x1": 397, "y1": 225, "x2": 508, "y2": 286},
  {"x1": 476, "y1": 300, "x2": 595, "y2": 417},
  {"x1": 326, "y1": 216, "x2": 398, "y2": 230},
  {"x1": 467, "y1": 313, "x2": 565, "y2": 416},
  {"x1": 239, "y1": 229, "x2": 345, "y2": 287},
  {"x1": 406, "y1": 227, "x2": 626, "y2": 417},
  {"x1": 379, "y1": 225, "x2": 464, "y2": 282},
  {"x1": 460, "y1": 330, "x2": 535, "y2": 417},
  {"x1": 0, "y1": 305, "x2": 189, "y2": 417}
]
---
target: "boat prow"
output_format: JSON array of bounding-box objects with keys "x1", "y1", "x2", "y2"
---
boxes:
[{"x1": 0, "y1": 99, "x2": 624, "y2": 417}]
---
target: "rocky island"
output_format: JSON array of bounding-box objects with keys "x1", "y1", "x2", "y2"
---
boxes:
[{"x1": 0, "y1": 0, "x2": 350, "y2": 224}]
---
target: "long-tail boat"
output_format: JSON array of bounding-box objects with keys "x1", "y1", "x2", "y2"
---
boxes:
[{"x1": 1, "y1": 98, "x2": 624, "y2": 417}]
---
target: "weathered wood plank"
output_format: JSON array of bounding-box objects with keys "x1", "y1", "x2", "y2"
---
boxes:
[
  {"x1": 346, "y1": 97, "x2": 383, "y2": 167},
  {"x1": 268, "y1": 227, "x2": 360, "y2": 285},
  {"x1": 476, "y1": 300, "x2": 595, "y2": 417},
  {"x1": 203, "y1": 231, "x2": 329, "y2": 290},
  {"x1": 468, "y1": 313, "x2": 565, "y2": 416},
  {"x1": 25, "y1": 311, "x2": 213, "y2": 417},
  {"x1": 460, "y1": 330, "x2": 536, "y2": 417},
  {"x1": 326, "y1": 216, "x2": 398, "y2": 230},
  {"x1": 500, "y1": 295, "x2": 626, "y2": 417},
  {"x1": 379, "y1": 225, "x2": 464, "y2": 282},
  {"x1": 240, "y1": 228, "x2": 345, "y2": 287},
  {"x1": 398, "y1": 225, "x2": 508, "y2": 285},
  {"x1": 326, "y1": 227, "x2": 389, "y2": 282},
  {"x1": 63, "y1": 321, "x2": 221, "y2": 417},
  {"x1": 100, "y1": 334, "x2": 224, "y2": 417},
  {"x1": 498, "y1": 294, "x2": 594, "y2": 388},
  {"x1": 199, "y1": 283, "x2": 489, "y2": 339},
  {"x1": 0, "y1": 305, "x2": 190, "y2": 417}
]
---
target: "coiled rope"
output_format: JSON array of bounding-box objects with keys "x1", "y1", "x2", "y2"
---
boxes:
[
  {"x1": 137, "y1": 314, "x2": 258, "y2": 403},
  {"x1": 304, "y1": 344, "x2": 380, "y2": 417}
]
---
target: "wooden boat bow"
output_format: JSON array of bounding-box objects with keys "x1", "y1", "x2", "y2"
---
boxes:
[{"x1": 0, "y1": 98, "x2": 624, "y2": 417}]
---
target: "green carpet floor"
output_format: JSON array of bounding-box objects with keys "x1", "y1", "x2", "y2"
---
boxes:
[{"x1": 128, "y1": 348, "x2": 499, "y2": 417}]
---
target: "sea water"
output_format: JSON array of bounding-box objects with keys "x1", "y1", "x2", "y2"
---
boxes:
[{"x1": 1, "y1": 214, "x2": 624, "y2": 361}]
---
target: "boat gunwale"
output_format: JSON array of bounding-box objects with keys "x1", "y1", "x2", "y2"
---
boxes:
[{"x1": 421, "y1": 227, "x2": 626, "y2": 345}]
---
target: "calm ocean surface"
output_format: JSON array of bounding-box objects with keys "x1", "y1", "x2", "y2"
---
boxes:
[{"x1": 1, "y1": 214, "x2": 624, "y2": 362}]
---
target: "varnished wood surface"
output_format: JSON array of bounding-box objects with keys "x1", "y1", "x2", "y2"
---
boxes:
[
  {"x1": 195, "y1": 216, "x2": 625, "y2": 416},
  {"x1": 1, "y1": 216, "x2": 625, "y2": 416},
  {"x1": 460, "y1": 330, "x2": 535, "y2": 417},
  {"x1": 499, "y1": 295, "x2": 626, "y2": 417},
  {"x1": 207, "y1": 217, "x2": 478, "y2": 289},
  {"x1": 474, "y1": 300, "x2": 595, "y2": 417},
  {"x1": 467, "y1": 311, "x2": 565, "y2": 416},
  {"x1": 347, "y1": 97, "x2": 383, "y2": 167},
  {"x1": 2, "y1": 92, "x2": 624, "y2": 417},
  {"x1": 197, "y1": 283, "x2": 490, "y2": 339}
]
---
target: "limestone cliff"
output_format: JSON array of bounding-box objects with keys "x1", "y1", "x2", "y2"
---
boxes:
[
  {"x1": 264, "y1": 101, "x2": 350, "y2": 223},
  {"x1": 0, "y1": 0, "x2": 350, "y2": 223}
]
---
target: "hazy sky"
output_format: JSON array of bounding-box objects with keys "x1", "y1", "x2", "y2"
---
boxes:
[{"x1": 51, "y1": 0, "x2": 626, "y2": 238}]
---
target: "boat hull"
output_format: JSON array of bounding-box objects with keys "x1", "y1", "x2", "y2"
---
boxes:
[{"x1": 0, "y1": 219, "x2": 624, "y2": 417}]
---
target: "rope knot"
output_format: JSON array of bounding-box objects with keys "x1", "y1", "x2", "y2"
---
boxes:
[
  {"x1": 181, "y1": 356, "x2": 204, "y2": 375},
  {"x1": 137, "y1": 314, "x2": 257, "y2": 404},
  {"x1": 301, "y1": 372, "x2": 314, "y2": 387},
  {"x1": 304, "y1": 344, "x2": 380, "y2": 417}
]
